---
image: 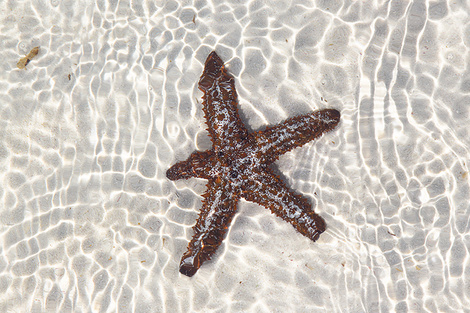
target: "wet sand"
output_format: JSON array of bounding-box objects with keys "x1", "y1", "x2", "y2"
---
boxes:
[{"x1": 1, "y1": 1, "x2": 469, "y2": 312}]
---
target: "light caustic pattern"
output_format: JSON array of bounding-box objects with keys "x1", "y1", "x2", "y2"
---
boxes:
[{"x1": 0, "y1": 0, "x2": 470, "y2": 312}]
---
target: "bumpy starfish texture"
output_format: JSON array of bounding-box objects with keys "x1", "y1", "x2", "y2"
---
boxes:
[{"x1": 167, "y1": 51, "x2": 340, "y2": 277}]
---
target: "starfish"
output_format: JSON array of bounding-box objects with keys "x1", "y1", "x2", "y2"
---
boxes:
[{"x1": 167, "y1": 51, "x2": 340, "y2": 277}]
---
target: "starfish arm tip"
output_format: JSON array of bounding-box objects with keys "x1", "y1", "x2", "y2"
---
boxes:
[
  {"x1": 324, "y1": 108, "x2": 341, "y2": 126},
  {"x1": 179, "y1": 258, "x2": 199, "y2": 277},
  {"x1": 328, "y1": 108, "x2": 340, "y2": 119},
  {"x1": 166, "y1": 162, "x2": 194, "y2": 180},
  {"x1": 199, "y1": 51, "x2": 224, "y2": 91},
  {"x1": 166, "y1": 166, "x2": 179, "y2": 181},
  {"x1": 311, "y1": 216, "x2": 326, "y2": 240}
]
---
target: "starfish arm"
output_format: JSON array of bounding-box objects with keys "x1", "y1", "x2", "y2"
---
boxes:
[
  {"x1": 253, "y1": 109, "x2": 340, "y2": 163},
  {"x1": 179, "y1": 180, "x2": 239, "y2": 277},
  {"x1": 242, "y1": 170, "x2": 326, "y2": 241},
  {"x1": 166, "y1": 150, "x2": 215, "y2": 180},
  {"x1": 198, "y1": 51, "x2": 249, "y2": 152}
]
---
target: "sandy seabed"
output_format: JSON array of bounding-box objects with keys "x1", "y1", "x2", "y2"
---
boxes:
[{"x1": 1, "y1": 0, "x2": 470, "y2": 312}]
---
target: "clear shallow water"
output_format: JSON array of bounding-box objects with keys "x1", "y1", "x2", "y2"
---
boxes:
[{"x1": 1, "y1": 1, "x2": 469, "y2": 312}]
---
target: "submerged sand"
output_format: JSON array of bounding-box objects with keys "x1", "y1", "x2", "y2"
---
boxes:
[{"x1": 1, "y1": 1, "x2": 469, "y2": 312}]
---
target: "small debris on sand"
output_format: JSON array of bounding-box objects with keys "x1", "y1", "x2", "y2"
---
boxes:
[{"x1": 17, "y1": 46, "x2": 39, "y2": 69}]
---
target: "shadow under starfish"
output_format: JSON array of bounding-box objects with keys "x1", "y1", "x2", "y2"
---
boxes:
[{"x1": 167, "y1": 51, "x2": 341, "y2": 277}]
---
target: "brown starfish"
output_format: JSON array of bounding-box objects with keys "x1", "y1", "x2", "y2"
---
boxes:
[{"x1": 167, "y1": 51, "x2": 340, "y2": 277}]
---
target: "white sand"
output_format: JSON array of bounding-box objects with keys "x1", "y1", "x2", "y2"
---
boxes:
[{"x1": 1, "y1": 0, "x2": 469, "y2": 312}]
